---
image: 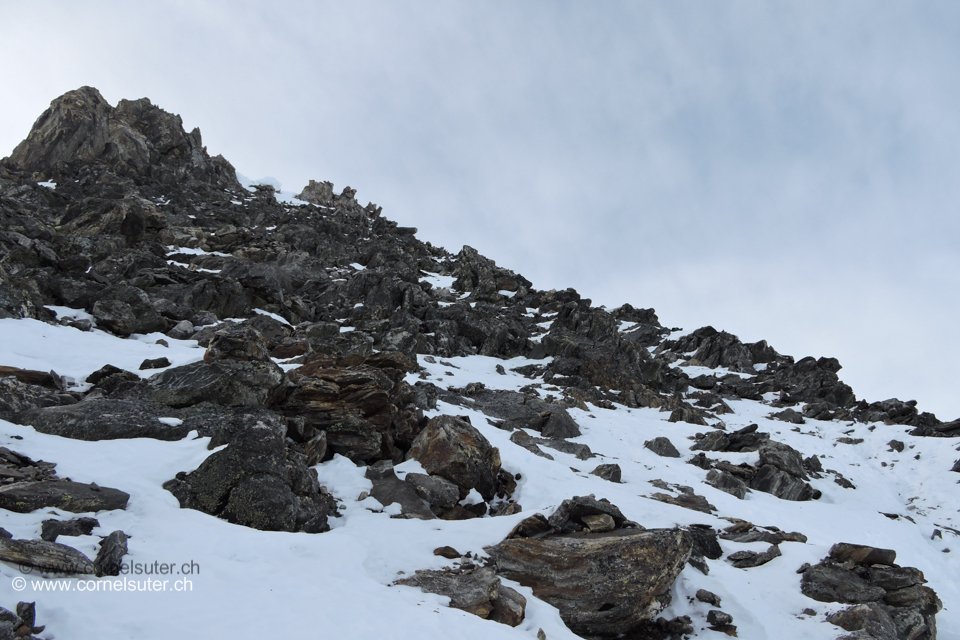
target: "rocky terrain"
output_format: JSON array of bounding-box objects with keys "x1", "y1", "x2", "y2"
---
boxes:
[{"x1": 0, "y1": 86, "x2": 956, "y2": 639}]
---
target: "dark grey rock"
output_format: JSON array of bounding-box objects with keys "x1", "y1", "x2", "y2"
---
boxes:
[
  {"x1": 139, "y1": 357, "x2": 170, "y2": 370},
  {"x1": 749, "y1": 464, "x2": 821, "y2": 501},
  {"x1": 547, "y1": 495, "x2": 630, "y2": 533},
  {"x1": 644, "y1": 437, "x2": 681, "y2": 458},
  {"x1": 770, "y1": 408, "x2": 805, "y2": 424},
  {"x1": 40, "y1": 517, "x2": 99, "y2": 542},
  {"x1": 590, "y1": 463, "x2": 621, "y2": 482},
  {"x1": 396, "y1": 566, "x2": 525, "y2": 626},
  {"x1": 15, "y1": 398, "x2": 189, "y2": 441},
  {"x1": 758, "y1": 441, "x2": 808, "y2": 479},
  {"x1": 705, "y1": 469, "x2": 748, "y2": 499},
  {"x1": 509, "y1": 430, "x2": 554, "y2": 460},
  {"x1": 404, "y1": 472, "x2": 460, "y2": 509},
  {"x1": 163, "y1": 422, "x2": 336, "y2": 533},
  {"x1": 696, "y1": 589, "x2": 721, "y2": 607},
  {"x1": 204, "y1": 324, "x2": 271, "y2": 362},
  {"x1": 93, "y1": 530, "x2": 128, "y2": 577},
  {"x1": 0, "y1": 538, "x2": 94, "y2": 574},
  {"x1": 148, "y1": 360, "x2": 286, "y2": 408},
  {"x1": 727, "y1": 544, "x2": 781, "y2": 568},
  {"x1": 706, "y1": 610, "x2": 734, "y2": 627},
  {"x1": 0, "y1": 480, "x2": 129, "y2": 513},
  {"x1": 540, "y1": 410, "x2": 581, "y2": 439},
  {"x1": 364, "y1": 462, "x2": 435, "y2": 520},
  {"x1": 801, "y1": 562, "x2": 886, "y2": 604},
  {"x1": 829, "y1": 542, "x2": 896, "y2": 566}
]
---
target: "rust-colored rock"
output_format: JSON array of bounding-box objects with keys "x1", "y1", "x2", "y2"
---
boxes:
[{"x1": 406, "y1": 415, "x2": 501, "y2": 501}]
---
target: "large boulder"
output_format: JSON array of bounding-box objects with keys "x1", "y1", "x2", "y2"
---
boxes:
[
  {"x1": 147, "y1": 360, "x2": 286, "y2": 408},
  {"x1": 204, "y1": 324, "x2": 271, "y2": 362},
  {"x1": 91, "y1": 286, "x2": 167, "y2": 336},
  {"x1": 4, "y1": 86, "x2": 240, "y2": 189},
  {"x1": 277, "y1": 356, "x2": 410, "y2": 463},
  {"x1": 163, "y1": 422, "x2": 336, "y2": 533},
  {"x1": 406, "y1": 415, "x2": 501, "y2": 501},
  {"x1": 485, "y1": 528, "x2": 691, "y2": 637}
]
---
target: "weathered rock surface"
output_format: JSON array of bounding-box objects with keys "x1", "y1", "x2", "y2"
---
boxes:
[
  {"x1": 590, "y1": 463, "x2": 622, "y2": 483},
  {"x1": 0, "y1": 538, "x2": 94, "y2": 574},
  {"x1": 486, "y1": 528, "x2": 691, "y2": 637},
  {"x1": 148, "y1": 360, "x2": 286, "y2": 408},
  {"x1": 364, "y1": 461, "x2": 435, "y2": 520},
  {"x1": 800, "y1": 544, "x2": 941, "y2": 639},
  {"x1": 406, "y1": 415, "x2": 502, "y2": 501},
  {"x1": 0, "y1": 480, "x2": 129, "y2": 513},
  {"x1": 93, "y1": 530, "x2": 129, "y2": 577},
  {"x1": 15, "y1": 398, "x2": 190, "y2": 441},
  {"x1": 5, "y1": 86, "x2": 239, "y2": 189},
  {"x1": 396, "y1": 566, "x2": 526, "y2": 627},
  {"x1": 40, "y1": 517, "x2": 99, "y2": 542},
  {"x1": 644, "y1": 436, "x2": 681, "y2": 458},
  {"x1": 163, "y1": 422, "x2": 336, "y2": 533},
  {"x1": 727, "y1": 544, "x2": 781, "y2": 569}
]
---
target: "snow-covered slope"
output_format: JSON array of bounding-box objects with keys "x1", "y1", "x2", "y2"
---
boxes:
[
  {"x1": 0, "y1": 86, "x2": 956, "y2": 640},
  {"x1": 0, "y1": 320, "x2": 955, "y2": 639}
]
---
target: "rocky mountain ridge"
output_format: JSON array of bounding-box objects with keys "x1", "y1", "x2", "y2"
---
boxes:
[{"x1": 0, "y1": 87, "x2": 955, "y2": 640}]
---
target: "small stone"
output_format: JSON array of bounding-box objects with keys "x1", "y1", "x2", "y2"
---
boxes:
[
  {"x1": 590, "y1": 463, "x2": 622, "y2": 483},
  {"x1": 707, "y1": 610, "x2": 733, "y2": 627},
  {"x1": 696, "y1": 589, "x2": 721, "y2": 607},
  {"x1": 581, "y1": 514, "x2": 615, "y2": 533},
  {"x1": 727, "y1": 544, "x2": 781, "y2": 569},
  {"x1": 644, "y1": 437, "x2": 681, "y2": 458},
  {"x1": 139, "y1": 357, "x2": 171, "y2": 370}
]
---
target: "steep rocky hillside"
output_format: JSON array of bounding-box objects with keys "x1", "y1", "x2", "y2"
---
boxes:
[{"x1": 0, "y1": 87, "x2": 956, "y2": 640}]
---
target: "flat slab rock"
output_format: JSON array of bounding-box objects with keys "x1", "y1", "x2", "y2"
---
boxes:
[
  {"x1": 15, "y1": 398, "x2": 190, "y2": 441},
  {"x1": 0, "y1": 480, "x2": 129, "y2": 513},
  {"x1": 0, "y1": 537, "x2": 94, "y2": 574},
  {"x1": 485, "y1": 527, "x2": 692, "y2": 637},
  {"x1": 396, "y1": 566, "x2": 526, "y2": 627}
]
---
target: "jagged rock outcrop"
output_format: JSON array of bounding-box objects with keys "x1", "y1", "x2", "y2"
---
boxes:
[
  {"x1": 4, "y1": 86, "x2": 240, "y2": 190},
  {"x1": 801, "y1": 543, "x2": 941, "y2": 640},
  {"x1": 163, "y1": 422, "x2": 337, "y2": 533}
]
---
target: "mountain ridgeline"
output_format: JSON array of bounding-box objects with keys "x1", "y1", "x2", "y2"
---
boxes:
[{"x1": 0, "y1": 87, "x2": 951, "y2": 640}]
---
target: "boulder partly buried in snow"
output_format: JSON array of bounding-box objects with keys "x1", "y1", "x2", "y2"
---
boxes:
[
  {"x1": 15, "y1": 398, "x2": 191, "y2": 441},
  {"x1": 163, "y1": 422, "x2": 336, "y2": 533},
  {"x1": 485, "y1": 527, "x2": 691, "y2": 637},
  {"x1": 406, "y1": 415, "x2": 501, "y2": 501}
]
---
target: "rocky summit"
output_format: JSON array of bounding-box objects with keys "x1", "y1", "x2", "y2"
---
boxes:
[{"x1": 0, "y1": 87, "x2": 956, "y2": 639}]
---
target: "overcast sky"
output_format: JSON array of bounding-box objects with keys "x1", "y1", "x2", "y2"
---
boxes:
[{"x1": 3, "y1": 1, "x2": 959, "y2": 419}]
